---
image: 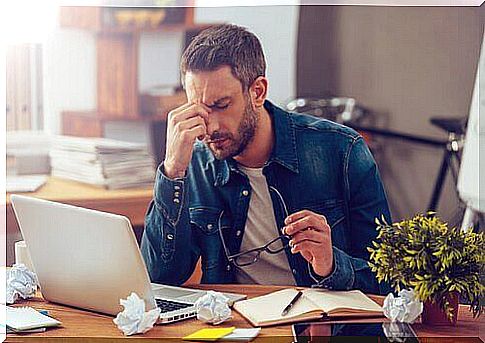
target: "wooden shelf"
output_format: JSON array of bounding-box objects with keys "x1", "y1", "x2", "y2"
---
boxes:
[
  {"x1": 93, "y1": 23, "x2": 213, "y2": 35},
  {"x1": 58, "y1": 6, "x2": 207, "y2": 33}
]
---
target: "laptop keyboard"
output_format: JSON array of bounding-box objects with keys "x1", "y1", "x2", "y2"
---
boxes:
[{"x1": 156, "y1": 299, "x2": 193, "y2": 313}]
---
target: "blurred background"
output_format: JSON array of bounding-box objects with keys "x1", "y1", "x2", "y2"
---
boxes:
[{"x1": 4, "y1": 1, "x2": 484, "y2": 266}]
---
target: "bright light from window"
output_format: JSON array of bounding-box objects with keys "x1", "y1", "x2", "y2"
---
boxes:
[{"x1": 1, "y1": 0, "x2": 60, "y2": 44}]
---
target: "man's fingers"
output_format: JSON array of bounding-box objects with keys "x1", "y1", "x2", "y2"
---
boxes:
[
  {"x1": 179, "y1": 124, "x2": 207, "y2": 144},
  {"x1": 170, "y1": 103, "x2": 210, "y2": 124},
  {"x1": 177, "y1": 104, "x2": 210, "y2": 122},
  {"x1": 167, "y1": 102, "x2": 194, "y2": 122},
  {"x1": 284, "y1": 209, "x2": 313, "y2": 225},
  {"x1": 283, "y1": 215, "x2": 328, "y2": 236},
  {"x1": 291, "y1": 240, "x2": 321, "y2": 255},
  {"x1": 289, "y1": 229, "x2": 326, "y2": 246},
  {"x1": 176, "y1": 116, "x2": 207, "y2": 132},
  {"x1": 284, "y1": 216, "x2": 323, "y2": 235}
]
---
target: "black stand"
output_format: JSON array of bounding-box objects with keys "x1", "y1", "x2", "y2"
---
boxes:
[{"x1": 426, "y1": 118, "x2": 466, "y2": 212}]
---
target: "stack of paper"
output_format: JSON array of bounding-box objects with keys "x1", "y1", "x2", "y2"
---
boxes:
[
  {"x1": 49, "y1": 136, "x2": 155, "y2": 189},
  {"x1": 6, "y1": 175, "x2": 47, "y2": 193},
  {"x1": 7, "y1": 131, "x2": 52, "y2": 175},
  {"x1": 5, "y1": 305, "x2": 61, "y2": 332}
]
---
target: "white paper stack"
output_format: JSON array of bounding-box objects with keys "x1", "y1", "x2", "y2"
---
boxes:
[
  {"x1": 49, "y1": 136, "x2": 155, "y2": 189},
  {"x1": 5, "y1": 305, "x2": 61, "y2": 332}
]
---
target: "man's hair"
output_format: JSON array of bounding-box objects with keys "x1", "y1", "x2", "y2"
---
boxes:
[{"x1": 180, "y1": 24, "x2": 266, "y2": 90}]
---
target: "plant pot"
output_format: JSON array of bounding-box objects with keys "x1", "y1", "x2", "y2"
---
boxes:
[{"x1": 421, "y1": 292, "x2": 459, "y2": 326}]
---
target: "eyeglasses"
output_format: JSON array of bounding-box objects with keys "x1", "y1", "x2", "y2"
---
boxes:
[{"x1": 217, "y1": 186, "x2": 290, "y2": 268}]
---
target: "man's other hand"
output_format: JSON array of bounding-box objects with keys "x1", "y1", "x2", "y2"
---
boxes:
[{"x1": 283, "y1": 210, "x2": 333, "y2": 278}]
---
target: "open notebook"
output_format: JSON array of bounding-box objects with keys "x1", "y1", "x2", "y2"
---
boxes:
[{"x1": 233, "y1": 288, "x2": 383, "y2": 327}]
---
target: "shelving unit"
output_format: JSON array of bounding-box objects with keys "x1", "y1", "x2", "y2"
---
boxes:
[{"x1": 59, "y1": 6, "x2": 211, "y2": 162}]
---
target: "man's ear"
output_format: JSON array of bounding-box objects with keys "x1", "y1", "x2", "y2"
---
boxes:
[{"x1": 249, "y1": 76, "x2": 268, "y2": 109}]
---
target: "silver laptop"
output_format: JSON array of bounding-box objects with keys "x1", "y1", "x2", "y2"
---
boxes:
[{"x1": 10, "y1": 194, "x2": 246, "y2": 324}]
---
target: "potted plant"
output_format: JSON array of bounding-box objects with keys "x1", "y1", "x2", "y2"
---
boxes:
[{"x1": 368, "y1": 213, "x2": 484, "y2": 325}]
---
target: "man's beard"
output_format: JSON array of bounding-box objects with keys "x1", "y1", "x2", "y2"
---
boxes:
[{"x1": 205, "y1": 99, "x2": 258, "y2": 160}]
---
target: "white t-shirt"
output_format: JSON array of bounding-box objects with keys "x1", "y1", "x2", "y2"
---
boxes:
[{"x1": 235, "y1": 165, "x2": 296, "y2": 286}]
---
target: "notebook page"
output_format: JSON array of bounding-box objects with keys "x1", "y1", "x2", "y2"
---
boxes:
[
  {"x1": 234, "y1": 289, "x2": 321, "y2": 324},
  {"x1": 303, "y1": 289, "x2": 382, "y2": 315},
  {"x1": 5, "y1": 306, "x2": 61, "y2": 331}
]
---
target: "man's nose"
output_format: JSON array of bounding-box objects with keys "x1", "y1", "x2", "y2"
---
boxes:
[{"x1": 206, "y1": 115, "x2": 220, "y2": 136}]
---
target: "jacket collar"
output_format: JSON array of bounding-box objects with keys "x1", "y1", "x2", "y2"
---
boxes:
[{"x1": 214, "y1": 100, "x2": 299, "y2": 187}]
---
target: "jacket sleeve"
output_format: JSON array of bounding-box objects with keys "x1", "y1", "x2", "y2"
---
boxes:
[
  {"x1": 311, "y1": 136, "x2": 392, "y2": 295},
  {"x1": 141, "y1": 163, "x2": 200, "y2": 286}
]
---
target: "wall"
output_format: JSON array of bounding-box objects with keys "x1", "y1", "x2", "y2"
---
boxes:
[{"x1": 297, "y1": 6, "x2": 483, "y2": 222}]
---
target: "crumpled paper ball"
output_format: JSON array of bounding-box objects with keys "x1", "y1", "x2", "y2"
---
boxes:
[
  {"x1": 113, "y1": 292, "x2": 161, "y2": 336},
  {"x1": 383, "y1": 289, "x2": 423, "y2": 323},
  {"x1": 194, "y1": 291, "x2": 232, "y2": 325},
  {"x1": 6, "y1": 263, "x2": 38, "y2": 304}
]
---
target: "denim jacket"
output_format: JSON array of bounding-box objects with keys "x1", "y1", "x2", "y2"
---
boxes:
[{"x1": 141, "y1": 100, "x2": 391, "y2": 295}]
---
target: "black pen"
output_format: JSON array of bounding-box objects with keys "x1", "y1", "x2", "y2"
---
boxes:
[{"x1": 281, "y1": 290, "x2": 303, "y2": 316}]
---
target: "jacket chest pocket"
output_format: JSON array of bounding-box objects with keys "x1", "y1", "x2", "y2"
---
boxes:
[
  {"x1": 189, "y1": 207, "x2": 221, "y2": 235},
  {"x1": 189, "y1": 207, "x2": 232, "y2": 271},
  {"x1": 189, "y1": 207, "x2": 232, "y2": 234}
]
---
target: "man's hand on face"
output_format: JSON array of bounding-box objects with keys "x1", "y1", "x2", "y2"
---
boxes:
[
  {"x1": 164, "y1": 102, "x2": 210, "y2": 179},
  {"x1": 283, "y1": 210, "x2": 333, "y2": 278}
]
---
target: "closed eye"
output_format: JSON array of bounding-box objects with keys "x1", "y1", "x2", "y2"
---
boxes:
[
  {"x1": 210, "y1": 103, "x2": 229, "y2": 111},
  {"x1": 208, "y1": 97, "x2": 232, "y2": 111},
  {"x1": 216, "y1": 104, "x2": 229, "y2": 110}
]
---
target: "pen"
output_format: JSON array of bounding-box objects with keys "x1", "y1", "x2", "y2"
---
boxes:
[{"x1": 281, "y1": 290, "x2": 303, "y2": 316}]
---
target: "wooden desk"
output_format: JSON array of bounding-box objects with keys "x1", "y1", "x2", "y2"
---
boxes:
[
  {"x1": 6, "y1": 285, "x2": 484, "y2": 341},
  {"x1": 5, "y1": 177, "x2": 154, "y2": 265}
]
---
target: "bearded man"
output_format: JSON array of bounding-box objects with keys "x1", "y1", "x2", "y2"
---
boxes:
[{"x1": 141, "y1": 24, "x2": 391, "y2": 294}]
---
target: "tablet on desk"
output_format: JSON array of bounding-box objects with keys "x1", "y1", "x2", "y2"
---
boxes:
[{"x1": 292, "y1": 322, "x2": 418, "y2": 343}]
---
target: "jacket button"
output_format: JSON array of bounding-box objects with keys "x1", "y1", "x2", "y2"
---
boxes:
[
  {"x1": 226, "y1": 265, "x2": 231, "y2": 271},
  {"x1": 174, "y1": 185, "x2": 181, "y2": 190},
  {"x1": 167, "y1": 234, "x2": 174, "y2": 240},
  {"x1": 236, "y1": 230, "x2": 242, "y2": 237},
  {"x1": 292, "y1": 269, "x2": 297, "y2": 275},
  {"x1": 174, "y1": 191, "x2": 180, "y2": 197},
  {"x1": 207, "y1": 224, "x2": 213, "y2": 230},
  {"x1": 173, "y1": 198, "x2": 180, "y2": 204},
  {"x1": 242, "y1": 190, "x2": 249, "y2": 196}
]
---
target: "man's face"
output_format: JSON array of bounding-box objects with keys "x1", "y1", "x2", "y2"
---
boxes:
[{"x1": 184, "y1": 66, "x2": 258, "y2": 160}]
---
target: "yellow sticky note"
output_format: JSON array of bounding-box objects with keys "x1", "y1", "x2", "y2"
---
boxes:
[{"x1": 183, "y1": 327, "x2": 236, "y2": 341}]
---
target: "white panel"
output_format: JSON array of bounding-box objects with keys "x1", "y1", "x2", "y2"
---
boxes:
[
  {"x1": 138, "y1": 31, "x2": 184, "y2": 92},
  {"x1": 458, "y1": 33, "x2": 484, "y2": 212},
  {"x1": 42, "y1": 28, "x2": 97, "y2": 135}
]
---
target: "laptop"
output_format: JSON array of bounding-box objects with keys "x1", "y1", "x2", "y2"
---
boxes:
[{"x1": 10, "y1": 194, "x2": 246, "y2": 324}]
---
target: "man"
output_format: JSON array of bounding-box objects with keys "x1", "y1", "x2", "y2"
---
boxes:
[{"x1": 141, "y1": 24, "x2": 391, "y2": 294}]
